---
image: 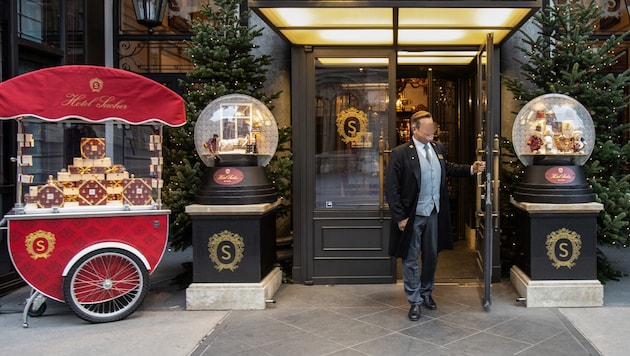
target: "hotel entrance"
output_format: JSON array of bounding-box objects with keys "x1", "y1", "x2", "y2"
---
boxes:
[
  {"x1": 290, "y1": 47, "x2": 489, "y2": 285},
  {"x1": 249, "y1": 1, "x2": 541, "y2": 299}
]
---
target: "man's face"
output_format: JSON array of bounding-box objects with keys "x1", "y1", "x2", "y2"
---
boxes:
[{"x1": 412, "y1": 117, "x2": 436, "y2": 144}]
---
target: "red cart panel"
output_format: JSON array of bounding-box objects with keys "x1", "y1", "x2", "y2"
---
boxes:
[{"x1": 7, "y1": 211, "x2": 169, "y2": 301}]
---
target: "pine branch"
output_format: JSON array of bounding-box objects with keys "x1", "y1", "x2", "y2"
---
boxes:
[
  {"x1": 163, "y1": 0, "x2": 283, "y2": 250},
  {"x1": 503, "y1": 0, "x2": 630, "y2": 280}
]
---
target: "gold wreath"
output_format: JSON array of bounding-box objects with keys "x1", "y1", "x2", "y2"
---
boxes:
[
  {"x1": 336, "y1": 107, "x2": 368, "y2": 144},
  {"x1": 25, "y1": 230, "x2": 56, "y2": 260},
  {"x1": 208, "y1": 230, "x2": 245, "y2": 271},
  {"x1": 546, "y1": 228, "x2": 582, "y2": 269}
]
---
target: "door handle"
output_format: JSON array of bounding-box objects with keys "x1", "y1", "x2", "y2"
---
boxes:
[
  {"x1": 492, "y1": 134, "x2": 500, "y2": 230},
  {"x1": 378, "y1": 135, "x2": 391, "y2": 222},
  {"x1": 476, "y1": 133, "x2": 484, "y2": 224}
]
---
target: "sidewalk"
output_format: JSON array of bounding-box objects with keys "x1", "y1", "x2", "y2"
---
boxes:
[
  {"x1": 0, "y1": 248, "x2": 229, "y2": 356},
  {"x1": 559, "y1": 245, "x2": 630, "y2": 356},
  {"x1": 1, "y1": 246, "x2": 630, "y2": 355}
]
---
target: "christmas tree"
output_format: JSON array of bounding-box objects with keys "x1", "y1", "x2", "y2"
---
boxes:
[
  {"x1": 163, "y1": 0, "x2": 281, "y2": 251},
  {"x1": 504, "y1": 0, "x2": 630, "y2": 281}
]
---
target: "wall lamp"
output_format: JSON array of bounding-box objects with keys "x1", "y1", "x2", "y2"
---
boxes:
[{"x1": 132, "y1": 0, "x2": 168, "y2": 34}]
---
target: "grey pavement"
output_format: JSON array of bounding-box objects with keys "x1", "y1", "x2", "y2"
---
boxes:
[
  {"x1": 559, "y1": 245, "x2": 630, "y2": 356},
  {"x1": 1, "y1": 246, "x2": 630, "y2": 355},
  {"x1": 0, "y1": 248, "x2": 229, "y2": 356}
]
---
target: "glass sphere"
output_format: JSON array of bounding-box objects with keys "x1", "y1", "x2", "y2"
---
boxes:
[
  {"x1": 194, "y1": 94, "x2": 278, "y2": 167},
  {"x1": 512, "y1": 93, "x2": 594, "y2": 166}
]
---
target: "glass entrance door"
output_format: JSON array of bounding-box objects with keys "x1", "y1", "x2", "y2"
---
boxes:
[{"x1": 294, "y1": 48, "x2": 397, "y2": 284}]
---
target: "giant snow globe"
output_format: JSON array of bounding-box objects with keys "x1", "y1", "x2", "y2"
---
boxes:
[
  {"x1": 511, "y1": 93, "x2": 596, "y2": 203},
  {"x1": 193, "y1": 94, "x2": 278, "y2": 204}
]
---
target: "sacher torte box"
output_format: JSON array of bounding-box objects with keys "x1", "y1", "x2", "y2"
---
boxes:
[
  {"x1": 78, "y1": 178, "x2": 108, "y2": 206},
  {"x1": 123, "y1": 175, "x2": 154, "y2": 206},
  {"x1": 80, "y1": 138, "x2": 106, "y2": 159}
]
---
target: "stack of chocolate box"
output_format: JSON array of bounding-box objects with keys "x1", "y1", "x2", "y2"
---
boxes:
[{"x1": 24, "y1": 137, "x2": 157, "y2": 208}]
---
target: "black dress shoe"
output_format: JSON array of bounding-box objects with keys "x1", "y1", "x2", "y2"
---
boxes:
[
  {"x1": 423, "y1": 295, "x2": 437, "y2": 310},
  {"x1": 408, "y1": 304, "x2": 421, "y2": 321}
]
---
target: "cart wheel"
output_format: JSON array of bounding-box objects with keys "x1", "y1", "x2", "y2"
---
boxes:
[
  {"x1": 27, "y1": 301, "x2": 47, "y2": 317},
  {"x1": 62, "y1": 248, "x2": 150, "y2": 323}
]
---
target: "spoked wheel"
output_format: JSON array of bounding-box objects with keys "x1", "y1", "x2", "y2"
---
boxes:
[{"x1": 62, "y1": 248, "x2": 150, "y2": 323}]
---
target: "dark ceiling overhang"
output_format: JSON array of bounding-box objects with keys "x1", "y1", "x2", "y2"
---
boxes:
[{"x1": 248, "y1": 0, "x2": 542, "y2": 65}]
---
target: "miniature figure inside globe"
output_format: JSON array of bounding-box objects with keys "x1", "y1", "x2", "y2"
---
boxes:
[
  {"x1": 193, "y1": 94, "x2": 279, "y2": 205},
  {"x1": 195, "y1": 94, "x2": 278, "y2": 167},
  {"x1": 512, "y1": 93, "x2": 594, "y2": 167}
]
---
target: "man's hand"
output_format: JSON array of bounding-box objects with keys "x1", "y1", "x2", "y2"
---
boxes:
[
  {"x1": 472, "y1": 161, "x2": 486, "y2": 174},
  {"x1": 398, "y1": 218, "x2": 408, "y2": 231}
]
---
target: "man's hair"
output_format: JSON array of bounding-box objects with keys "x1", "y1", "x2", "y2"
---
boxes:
[{"x1": 410, "y1": 110, "x2": 432, "y2": 129}]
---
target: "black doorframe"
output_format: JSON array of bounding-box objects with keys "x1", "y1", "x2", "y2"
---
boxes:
[
  {"x1": 291, "y1": 46, "x2": 397, "y2": 284},
  {"x1": 290, "y1": 45, "x2": 500, "y2": 286},
  {"x1": 475, "y1": 34, "x2": 502, "y2": 308},
  {"x1": 290, "y1": 45, "x2": 312, "y2": 284}
]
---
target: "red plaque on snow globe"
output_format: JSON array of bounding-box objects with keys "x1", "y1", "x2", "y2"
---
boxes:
[{"x1": 213, "y1": 167, "x2": 244, "y2": 185}]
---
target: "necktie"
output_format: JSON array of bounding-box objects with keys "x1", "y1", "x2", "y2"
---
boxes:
[{"x1": 424, "y1": 144, "x2": 431, "y2": 162}]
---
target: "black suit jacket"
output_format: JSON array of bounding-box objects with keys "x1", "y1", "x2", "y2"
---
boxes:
[{"x1": 385, "y1": 140, "x2": 472, "y2": 259}]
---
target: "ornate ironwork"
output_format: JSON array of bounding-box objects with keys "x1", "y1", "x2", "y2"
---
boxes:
[{"x1": 118, "y1": 40, "x2": 193, "y2": 73}]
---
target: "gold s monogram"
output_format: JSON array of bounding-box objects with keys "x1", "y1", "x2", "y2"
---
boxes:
[
  {"x1": 336, "y1": 107, "x2": 368, "y2": 144},
  {"x1": 25, "y1": 230, "x2": 56, "y2": 260},
  {"x1": 546, "y1": 228, "x2": 581, "y2": 269},
  {"x1": 89, "y1": 77, "x2": 104, "y2": 92},
  {"x1": 208, "y1": 230, "x2": 245, "y2": 271}
]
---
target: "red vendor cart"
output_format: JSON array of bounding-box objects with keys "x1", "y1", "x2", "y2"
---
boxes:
[{"x1": 0, "y1": 65, "x2": 186, "y2": 326}]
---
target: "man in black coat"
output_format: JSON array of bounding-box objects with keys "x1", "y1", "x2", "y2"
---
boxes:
[{"x1": 385, "y1": 110, "x2": 485, "y2": 321}]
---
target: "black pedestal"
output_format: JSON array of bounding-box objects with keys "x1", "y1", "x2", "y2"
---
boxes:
[
  {"x1": 512, "y1": 200, "x2": 601, "y2": 280},
  {"x1": 513, "y1": 165, "x2": 595, "y2": 203},
  {"x1": 187, "y1": 202, "x2": 278, "y2": 283}
]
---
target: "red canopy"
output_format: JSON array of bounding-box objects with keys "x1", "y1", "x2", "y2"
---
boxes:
[{"x1": 0, "y1": 65, "x2": 186, "y2": 127}]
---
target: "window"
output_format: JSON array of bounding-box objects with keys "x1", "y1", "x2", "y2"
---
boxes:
[
  {"x1": 117, "y1": 0, "x2": 214, "y2": 74},
  {"x1": 18, "y1": 0, "x2": 62, "y2": 46},
  {"x1": 314, "y1": 60, "x2": 390, "y2": 209}
]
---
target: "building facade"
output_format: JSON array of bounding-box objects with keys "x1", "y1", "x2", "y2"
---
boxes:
[{"x1": 2, "y1": 1, "x2": 629, "y2": 300}]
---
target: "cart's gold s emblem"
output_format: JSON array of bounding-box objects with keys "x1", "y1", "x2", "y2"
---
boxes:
[
  {"x1": 336, "y1": 107, "x2": 368, "y2": 144},
  {"x1": 89, "y1": 77, "x2": 103, "y2": 92},
  {"x1": 546, "y1": 228, "x2": 581, "y2": 269},
  {"x1": 208, "y1": 230, "x2": 244, "y2": 271},
  {"x1": 25, "y1": 230, "x2": 56, "y2": 260}
]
